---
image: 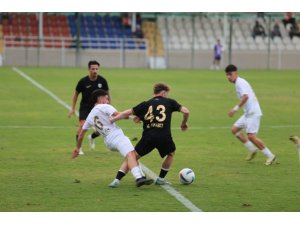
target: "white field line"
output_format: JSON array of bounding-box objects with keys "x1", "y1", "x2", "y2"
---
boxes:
[
  {"x1": 12, "y1": 67, "x2": 79, "y2": 117},
  {"x1": 12, "y1": 67, "x2": 203, "y2": 212},
  {"x1": 141, "y1": 164, "x2": 202, "y2": 212}
]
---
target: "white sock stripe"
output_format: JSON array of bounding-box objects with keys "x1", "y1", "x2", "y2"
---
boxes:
[{"x1": 118, "y1": 170, "x2": 126, "y2": 174}]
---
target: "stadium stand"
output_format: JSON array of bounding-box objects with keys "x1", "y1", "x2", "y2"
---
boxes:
[
  {"x1": 1, "y1": 12, "x2": 300, "y2": 68},
  {"x1": 0, "y1": 13, "x2": 146, "y2": 50},
  {"x1": 142, "y1": 20, "x2": 164, "y2": 56},
  {"x1": 2, "y1": 12, "x2": 300, "y2": 51},
  {"x1": 156, "y1": 13, "x2": 300, "y2": 51}
]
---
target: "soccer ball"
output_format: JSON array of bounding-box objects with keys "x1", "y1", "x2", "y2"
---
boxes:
[{"x1": 179, "y1": 168, "x2": 195, "y2": 185}]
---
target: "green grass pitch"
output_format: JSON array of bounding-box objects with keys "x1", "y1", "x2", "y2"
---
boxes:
[{"x1": 0, "y1": 66, "x2": 300, "y2": 212}]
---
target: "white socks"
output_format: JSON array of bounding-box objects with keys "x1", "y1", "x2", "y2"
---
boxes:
[
  {"x1": 139, "y1": 164, "x2": 145, "y2": 177},
  {"x1": 131, "y1": 166, "x2": 143, "y2": 180},
  {"x1": 261, "y1": 147, "x2": 274, "y2": 158},
  {"x1": 244, "y1": 141, "x2": 274, "y2": 158},
  {"x1": 244, "y1": 141, "x2": 257, "y2": 152}
]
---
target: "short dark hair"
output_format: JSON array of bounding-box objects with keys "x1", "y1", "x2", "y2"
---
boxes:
[
  {"x1": 225, "y1": 64, "x2": 238, "y2": 73},
  {"x1": 91, "y1": 89, "x2": 108, "y2": 104},
  {"x1": 88, "y1": 60, "x2": 100, "y2": 68},
  {"x1": 153, "y1": 83, "x2": 170, "y2": 94}
]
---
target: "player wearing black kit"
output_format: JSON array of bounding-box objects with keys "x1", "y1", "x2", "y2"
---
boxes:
[
  {"x1": 108, "y1": 83, "x2": 190, "y2": 187},
  {"x1": 133, "y1": 94, "x2": 181, "y2": 159},
  {"x1": 68, "y1": 60, "x2": 110, "y2": 155}
]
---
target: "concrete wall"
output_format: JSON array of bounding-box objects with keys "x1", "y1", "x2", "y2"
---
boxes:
[
  {"x1": 2, "y1": 47, "x2": 300, "y2": 70},
  {"x1": 2, "y1": 48, "x2": 149, "y2": 68},
  {"x1": 166, "y1": 50, "x2": 300, "y2": 70}
]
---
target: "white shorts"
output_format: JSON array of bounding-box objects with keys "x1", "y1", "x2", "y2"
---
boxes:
[
  {"x1": 234, "y1": 114, "x2": 261, "y2": 134},
  {"x1": 104, "y1": 133, "x2": 134, "y2": 157}
]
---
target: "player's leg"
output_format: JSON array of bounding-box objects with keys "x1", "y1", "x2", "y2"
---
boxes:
[
  {"x1": 80, "y1": 107, "x2": 98, "y2": 150},
  {"x1": 246, "y1": 116, "x2": 276, "y2": 165},
  {"x1": 216, "y1": 58, "x2": 221, "y2": 70},
  {"x1": 109, "y1": 160, "x2": 129, "y2": 188},
  {"x1": 109, "y1": 136, "x2": 153, "y2": 187},
  {"x1": 211, "y1": 58, "x2": 217, "y2": 70},
  {"x1": 109, "y1": 136, "x2": 148, "y2": 188},
  {"x1": 125, "y1": 151, "x2": 153, "y2": 187},
  {"x1": 77, "y1": 107, "x2": 92, "y2": 154},
  {"x1": 109, "y1": 151, "x2": 145, "y2": 188},
  {"x1": 247, "y1": 133, "x2": 276, "y2": 165},
  {"x1": 88, "y1": 131, "x2": 100, "y2": 150},
  {"x1": 155, "y1": 137, "x2": 176, "y2": 185},
  {"x1": 210, "y1": 59, "x2": 215, "y2": 70},
  {"x1": 233, "y1": 116, "x2": 258, "y2": 161},
  {"x1": 76, "y1": 120, "x2": 85, "y2": 155},
  {"x1": 155, "y1": 152, "x2": 175, "y2": 185}
]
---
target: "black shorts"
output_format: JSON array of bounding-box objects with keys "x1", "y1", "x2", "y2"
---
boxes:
[
  {"x1": 135, "y1": 135, "x2": 176, "y2": 158},
  {"x1": 79, "y1": 106, "x2": 93, "y2": 120}
]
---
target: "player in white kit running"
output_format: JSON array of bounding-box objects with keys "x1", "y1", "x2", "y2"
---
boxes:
[
  {"x1": 72, "y1": 89, "x2": 153, "y2": 187},
  {"x1": 225, "y1": 64, "x2": 276, "y2": 166}
]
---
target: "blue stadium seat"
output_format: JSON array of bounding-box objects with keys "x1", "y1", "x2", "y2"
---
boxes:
[
  {"x1": 95, "y1": 15, "x2": 102, "y2": 23},
  {"x1": 66, "y1": 14, "x2": 145, "y2": 50}
]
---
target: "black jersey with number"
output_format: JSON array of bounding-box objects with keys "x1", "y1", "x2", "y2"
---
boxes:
[
  {"x1": 132, "y1": 96, "x2": 181, "y2": 137},
  {"x1": 76, "y1": 75, "x2": 109, "y2": 109}
]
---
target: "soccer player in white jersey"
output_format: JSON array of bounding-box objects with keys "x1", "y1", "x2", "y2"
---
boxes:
[
  {"x1": 225, "y1": 64, "x2": 276, "y2": 165},
  {"x1": 72, "y1": 89, "x2": 153, "y2": 187}
]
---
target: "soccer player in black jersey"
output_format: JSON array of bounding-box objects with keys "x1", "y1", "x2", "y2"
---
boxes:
[
  {"x1": 68, "y1": 60, "x2": 110, "y2": 155},
  {"x1": 108, "y1": 83, "x2": 190, "y2": 187}
]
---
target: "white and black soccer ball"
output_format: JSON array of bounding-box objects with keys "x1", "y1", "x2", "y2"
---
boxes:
[{"x1": 179, "y1": 168, "x2": 195, "y2": 185}]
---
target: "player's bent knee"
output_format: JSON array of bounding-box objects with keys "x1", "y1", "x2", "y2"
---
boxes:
[{"x1": 247, "y1": 133, "x2": 257, "y2": 142}]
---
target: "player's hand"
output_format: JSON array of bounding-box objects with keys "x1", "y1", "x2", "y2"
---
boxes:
[
  {"x1": 132, "y1": 116, "x2": 141, "y2": 123},
  {"x1": 71, "y1": 148, "x2": 79, "y2": 159},
  {"x1": 68, "y1": 109, "x2": 75, "y2": 118},
  {"x1": 181, "y1": 123, "x2": 188, "y2": 131},
  {"x1": 228, "y1": 109, "x2": 236, "y2": 117}
]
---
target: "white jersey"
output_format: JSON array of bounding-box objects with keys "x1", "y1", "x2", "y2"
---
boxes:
[
  {"x1": 82, "y1": 104, "x2": 124, "y2": 142},
  {"x1": 82, "y1": 104, "x2": 134, "y2": 157},
  {"x1": 235, "y1": 77, "x2": 262, "y2": 117}
]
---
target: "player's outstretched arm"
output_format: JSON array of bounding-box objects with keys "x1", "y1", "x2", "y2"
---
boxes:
[
  {"x1": 68, "y1": 91, "x2": 79, "y2": 118},
  {"x1": 180, "y1": 106, "x2": 190, "y2": 131},
  {"x1": 72, "y1": 129, "x2": 87, "y2": 159},
  {"x1": 110, "y1": 109, "x2": 133, "y2": 123}
]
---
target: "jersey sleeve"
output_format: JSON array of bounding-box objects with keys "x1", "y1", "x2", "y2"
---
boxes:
[
  {"x1": 237, "y1": 79, "x2": 250, "y2": 96},
  {"x1": 101, "y1": 77, "x2": 109, "y2": 91},
  {"x1": 75, "y1": 78, "x2": 84, "y2": 93},
  {"x1": 169, "y1": 98, "x2": 182, "y2": 112},
  {"x1": 104, "y1": 104, "x2": 117, "y2": 117},
  {"x1": 132, "y1": 101, "x2": 147, "y2": 118},
  {"x1": 82, "y1": 114, "x2": 93, "y2": 130}
]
